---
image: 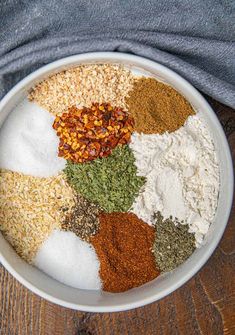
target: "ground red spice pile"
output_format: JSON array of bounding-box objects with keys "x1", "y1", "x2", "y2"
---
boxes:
[
  {"x1": 91, "y1": 212, "x2": 160, "y2": 293},
  {"x1": 53, "y1": 103, "x2": 134, "y2": 163}
]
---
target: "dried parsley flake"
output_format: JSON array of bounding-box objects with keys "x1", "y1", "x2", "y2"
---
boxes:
[{"x1": 64, "y1": 145, "x2": 145, "y2": 212}]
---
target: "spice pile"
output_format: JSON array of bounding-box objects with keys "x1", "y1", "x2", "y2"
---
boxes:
[
  {"x1": 0, "y1": 63, "x2": 220, "y2": 293},
  {"x1": 153, "y1": 212, "x2": 196, "y2": 272},
  {"x1": 34, "y1": 230, "x2": 101, "y2": 290},
  {"x1": 29, "y1": 64, "x2": 134, "y2": 115},
  {"x1": 62, "y1": 195, "x2": 100, "y2": 242},
  {"x1": 0, "y1": 170, "x2": 75, "y2": 262},
  {"x1": 53, "y1": 103, "x2": 134, "y2": 163},
  {"x1": 91, "y1": 212, "x2": 159, "y2": 293},
  {"x1": 64, "y1": 145, "x2": 145, "y2": 213},
  {"x1": 0, "y1": 99, "x2": 65, "y2": 177},
  {"x1": 126, "y1": 77, "x2": 195, "y2": 134},
  {"x1": 130, "y1": 114, "x2": 219, "y2": 246}
]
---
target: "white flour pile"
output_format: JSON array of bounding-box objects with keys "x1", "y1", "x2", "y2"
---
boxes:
[
  {"x1": 0, "y1": 99, "x2": 65, "y2": 177},
  {"x1": 130, "y1": 114, "x2": 220, "y2": 246},
  {"x1": 34, "y1": 230, "x2": 102, "y2": 290}
]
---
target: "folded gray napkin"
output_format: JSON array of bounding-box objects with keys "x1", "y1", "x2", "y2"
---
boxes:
[{"x1": 0, "y1": 0, "x2": 234, "y2": 107}]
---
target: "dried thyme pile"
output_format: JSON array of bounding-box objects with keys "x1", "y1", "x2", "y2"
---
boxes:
[
  {"x1": 153, "y1": 212, "x2": 196, "y2": 272},
  {"x1": 62, "y1": 195, "x2": 101, "y2": 242},
  {"x1": 64, "y1": 145, "x2": 146, "y2": 212}
]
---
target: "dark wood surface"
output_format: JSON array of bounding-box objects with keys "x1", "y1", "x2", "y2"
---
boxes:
[{"x1": 0, "y1": 97, "x2": 234, "y2": 335}]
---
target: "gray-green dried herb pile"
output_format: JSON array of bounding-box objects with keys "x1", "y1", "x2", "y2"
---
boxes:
[
  {"x1": 64, "y1": 145, "x2": 145, "y2": 212},
  {"x1": 61, "y1": 195, "x2": 100, "y2": 242},
  {"x1": 153, "y1": 212, "x2": 196, "y2": 272}
]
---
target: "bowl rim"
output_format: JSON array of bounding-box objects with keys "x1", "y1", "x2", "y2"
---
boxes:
[{"x1": 0, "y1": 52, "x2": 233, "y2": 312}]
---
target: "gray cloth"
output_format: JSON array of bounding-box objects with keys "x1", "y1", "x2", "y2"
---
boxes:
[{"x1": 0, "y1": 0, "x2": 235, "y2": 107}]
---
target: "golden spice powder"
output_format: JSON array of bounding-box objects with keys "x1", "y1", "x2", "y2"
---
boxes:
[{"x1": 126, "y1": 77, "x2": 195, "y2": 134}]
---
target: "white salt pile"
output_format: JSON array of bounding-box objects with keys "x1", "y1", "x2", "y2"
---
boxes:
[
  {"x1": 34, "y1": 230, "x2": 102, "y2": 290},
  {"x1": 0, "y1": 99, "x2": 65, "y2": 177},
  {"x1": 130, "y1": 114, "x2": 220, "y2": 246}
]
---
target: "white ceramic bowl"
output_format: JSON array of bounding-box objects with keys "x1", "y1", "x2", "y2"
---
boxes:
[{"x1": 0, "y1": 52, "x2": 233, "y2": 312}]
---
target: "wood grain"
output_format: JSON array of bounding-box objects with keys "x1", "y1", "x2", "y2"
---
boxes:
[{"x1": 0, "y1": 97, "x2": 234, "y2": 335}]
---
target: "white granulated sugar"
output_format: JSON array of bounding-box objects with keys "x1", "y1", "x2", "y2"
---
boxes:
[
  {"x1": 130, "y1": 114, "x2": 220, "y2": 246},
  {"x1": 0, "y1": 99, "x2": 65, "y2": 177},
  {"x1": 34, "y1": 230, "x2": 102, "y2": 290}
]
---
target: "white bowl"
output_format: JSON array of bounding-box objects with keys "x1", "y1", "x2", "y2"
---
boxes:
[{"x1": 0, "y1": 52, "x2": 233, "y2": 312}]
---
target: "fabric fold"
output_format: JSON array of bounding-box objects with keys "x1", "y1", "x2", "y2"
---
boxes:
[{"x1": 0, "y1": 0, "x2": 234, "y2": 107}]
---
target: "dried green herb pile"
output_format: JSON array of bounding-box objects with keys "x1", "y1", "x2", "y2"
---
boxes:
[
  {"x1": 64, "y1": 145, "x2": 145, "y2": 212},
  {"x1": 153, "y1": 212, "x2": 196, "y2": 272},
  {"x1": 61, "y1": 195, "x2": 101, "y2": 242}
]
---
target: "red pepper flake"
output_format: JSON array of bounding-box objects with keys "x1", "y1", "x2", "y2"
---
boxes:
[{"x1": 53, "y1": 103, "x2": 134, "y2": 163}]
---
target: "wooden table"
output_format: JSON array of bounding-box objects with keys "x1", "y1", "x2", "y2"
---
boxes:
[{"x1": 0, "y1": 98, "x2": 234, "y2": 335}]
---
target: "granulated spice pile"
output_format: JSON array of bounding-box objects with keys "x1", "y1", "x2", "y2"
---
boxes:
[
  {"x1": 126, "y1": 77, "x2": 195, "y2": 134},
  {"x1": 29, "y1": 64, "x2": 134, "y2": 116},
  {"x1": 0, "y1": 170, "x2": 75, "y2": 262},
  {"x1": 153, "y1": 212, "x2": 196, "y2": 272},
  {"x1": 91, "y1": 212, "x2": 160, "y2": 293},
  {"x1": 62, "y1": 195, "x2": 101, "y2": 242},
  {"x1": 53, "y1": 103, "x2": 134, "y2": 163}
]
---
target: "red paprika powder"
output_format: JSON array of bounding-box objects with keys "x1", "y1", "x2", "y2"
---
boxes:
[{"x1": 91, "y1": 212, "x2": 160, "y2": 293}]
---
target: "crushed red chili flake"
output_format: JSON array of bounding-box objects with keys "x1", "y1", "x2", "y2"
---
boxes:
[{"x1": 53, "y1": 103, "x2": 134, "y2": 163}]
